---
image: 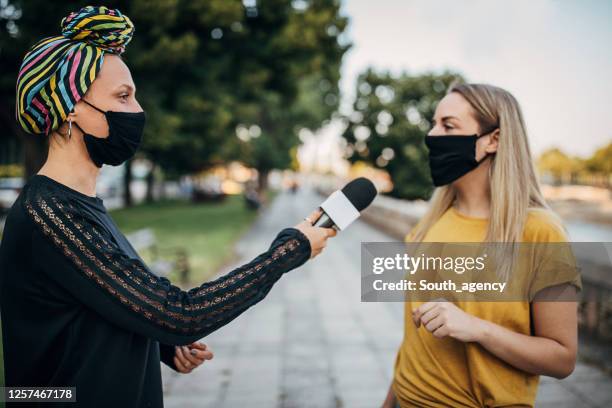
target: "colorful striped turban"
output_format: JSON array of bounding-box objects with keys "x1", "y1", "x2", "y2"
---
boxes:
[{"x1": 16, "y1": 5, "x2": 135, "y2": 136}]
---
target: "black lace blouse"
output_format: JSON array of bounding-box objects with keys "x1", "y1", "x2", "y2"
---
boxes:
[{"x1": 0, "y1": 174, "x2": 311, "y2": 407}]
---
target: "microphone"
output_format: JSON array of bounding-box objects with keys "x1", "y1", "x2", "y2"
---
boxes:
[{"x1": 314, "y1": 177, "x2": 378, "y2": 231}]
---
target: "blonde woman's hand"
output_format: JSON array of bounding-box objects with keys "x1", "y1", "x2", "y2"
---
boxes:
[
  {"x1": 413, "y1": 300, "x2": 485, "y2": 342},
  {"x1": 294, "y1": 208, "x2": 337, "y2": 258}
]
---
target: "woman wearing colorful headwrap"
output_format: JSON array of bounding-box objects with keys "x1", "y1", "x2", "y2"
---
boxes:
[{"x1": 0, "y1": 5, "x2": 335, "y2": 407}]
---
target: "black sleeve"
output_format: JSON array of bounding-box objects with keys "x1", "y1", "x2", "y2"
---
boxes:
[
  {"x1": 159, "y1": 343, "x2": 178, "y2": 371},
  {"x1": 24, "y1": 184, "x2": 311, "y2": 345}
]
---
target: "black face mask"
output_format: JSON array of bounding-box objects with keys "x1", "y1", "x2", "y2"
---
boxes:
[
  {"x1": 74, "y1": 99, "x2": 145, "y2": 168},
  {"x1": 424, "y1": 128, "x2": 497, "y2": 187}
]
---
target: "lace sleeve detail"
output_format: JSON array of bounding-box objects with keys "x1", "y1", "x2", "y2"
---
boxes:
[{"x1": 23, "y1": 182, "x2": 311, "y2": 345}]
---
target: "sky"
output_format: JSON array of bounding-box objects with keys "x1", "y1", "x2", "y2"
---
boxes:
[{"x1": 298, "y1": 0, "x2": 612, "y2": 173}]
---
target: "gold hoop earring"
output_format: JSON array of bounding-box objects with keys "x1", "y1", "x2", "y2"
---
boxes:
[{"x1": 68, "y1": 119, "x2": 72, "y2": 138}]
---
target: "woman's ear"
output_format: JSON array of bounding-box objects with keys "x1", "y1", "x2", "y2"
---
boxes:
[
  {"x1": 69, "y1": 102, "x2": 81, "y2": 117},
  {"x1": 485, "y1": 128, "x2": 500, "y2": 154},
  {"x1": 54, "y1": 110, "x2": 79, "y2": 140},
  {"x1": 66, "y1": 107, "x2": 83, "y2": 136},
  {"x1": 65, "y1": 109, "x2": 78, "y2": 126}
]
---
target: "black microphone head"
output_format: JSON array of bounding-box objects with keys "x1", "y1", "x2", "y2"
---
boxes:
[{"x1": 341, "y1": 177, "x2": 377, "y2": 212}]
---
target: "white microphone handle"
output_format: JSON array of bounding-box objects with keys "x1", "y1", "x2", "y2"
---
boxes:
[{"x1": 316, "y1": 191, "x2": 360, "y2": 231}]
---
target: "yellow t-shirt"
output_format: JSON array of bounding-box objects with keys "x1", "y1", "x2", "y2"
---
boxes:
[{"x1": 392, "y1": 206, "x2": 578, "y2": 408}]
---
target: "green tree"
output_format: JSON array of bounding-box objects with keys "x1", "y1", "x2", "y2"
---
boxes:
[
  {"x1": 2, "y1": 0, "x2": 349, "y2": 196},
  {"x1": 0, "y1": 0, "x2": 78, "y2": 176},
  {"x1": 537, "y1": 148, "x2": 583, "y2": 185},
  {"x1": 220, "y1": 0, "x2": 350, "y2": 189},
  {"x1": 584, "y1": 142, "x2": 612, "y2": 187},
  {"x1": 584, "y1": 142, "x2": 612, "y2": 174},
  {"x1": 341, "y1": 69, "x2": 464, "y2": 200}
]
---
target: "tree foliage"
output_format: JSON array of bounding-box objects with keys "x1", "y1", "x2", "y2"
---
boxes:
[
  {"x1": 0, "y1": 0, "x2": 349, "y2": 181},
  {"x1": 538, "y1": 143, "x2": 612, "y2": 186},
  {"x1": 341, "y1": 69, "x2": 464, "y2": 199}
]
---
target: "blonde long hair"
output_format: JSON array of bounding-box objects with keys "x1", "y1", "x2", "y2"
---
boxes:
[{"x1": 411, "y1": 83, "x2": 552, "y2": 244}]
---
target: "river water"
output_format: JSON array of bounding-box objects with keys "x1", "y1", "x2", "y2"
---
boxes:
[{"x1": 566, "y1": 221, "x2": 612, "y2": 242}]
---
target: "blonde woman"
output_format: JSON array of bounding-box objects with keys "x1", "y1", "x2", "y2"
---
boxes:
[{"x1": 382, "y1": 83, "x2": 580, "y2": 407}]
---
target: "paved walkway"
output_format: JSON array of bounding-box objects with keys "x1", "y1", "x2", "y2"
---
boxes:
[{"x1": 161, "y1": 188, "x2": 612, "y2": 407}]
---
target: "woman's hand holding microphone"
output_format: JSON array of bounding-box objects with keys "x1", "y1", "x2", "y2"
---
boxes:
[{"x1": 294, "y1": 208, "x2": 337, "y2": 258}]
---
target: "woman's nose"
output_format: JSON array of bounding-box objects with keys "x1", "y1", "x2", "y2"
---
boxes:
[{"x1": 134, "y1": 99, "x2": 143, "y2": 113}]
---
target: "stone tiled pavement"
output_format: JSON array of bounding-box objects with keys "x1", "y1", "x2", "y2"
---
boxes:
[{"x1": 161, "y1": 188, "x2": 612, "y2": 407}]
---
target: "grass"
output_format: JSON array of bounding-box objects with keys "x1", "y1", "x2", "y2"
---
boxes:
[{"x1": 109, "y1": 194, "x2": 260, "y2": 285}]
